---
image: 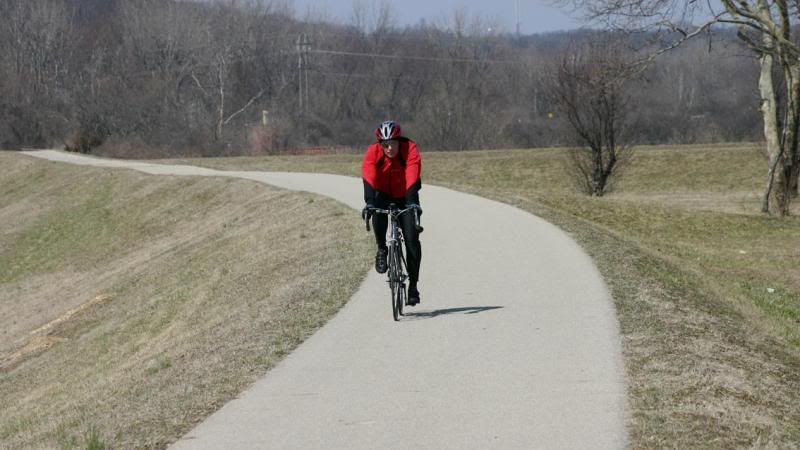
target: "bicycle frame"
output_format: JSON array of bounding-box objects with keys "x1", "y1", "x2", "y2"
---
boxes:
[{"x1": 365, "y1": 204, "x2": 418, "y2": 320}]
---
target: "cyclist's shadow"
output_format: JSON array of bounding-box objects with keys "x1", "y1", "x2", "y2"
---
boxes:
[{"x1": 402, "y1": 306, "x2": 503, "y2": 321}]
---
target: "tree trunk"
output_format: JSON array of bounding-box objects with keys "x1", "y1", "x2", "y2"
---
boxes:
[
  {"x1": 759, "y1": 46, "x2": 783, "y2": 213},
  {"x1": 786, "y1": 64, "x2": 800, "y2": 201},
  {"x1": 782, "y1": 64, "x2": 800, "y2": 207},
  {"x1": 215, "y1": 56, "x2": 225, "y2": 142},
  {"x1": 790, "y1": 161, "x2": 799, "y2": 199}
]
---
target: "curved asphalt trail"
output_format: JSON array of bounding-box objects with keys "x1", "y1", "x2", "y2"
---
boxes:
[{"x1": 23, "y1": 150, "x2": 627, "y2": 449}]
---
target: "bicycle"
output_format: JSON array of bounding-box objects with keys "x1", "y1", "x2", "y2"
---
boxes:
[{"x1": 365, "y1": 204, "x2": 420, "y2": 321}]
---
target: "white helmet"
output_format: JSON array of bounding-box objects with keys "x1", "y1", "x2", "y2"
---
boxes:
[{"x1": 375, "y1": 120, "x2": 402, "y2": 141}]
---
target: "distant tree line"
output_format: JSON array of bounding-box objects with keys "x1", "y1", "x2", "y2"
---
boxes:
[{"x1": 0, "y1": 0, "x2": 762, "y2": 157}]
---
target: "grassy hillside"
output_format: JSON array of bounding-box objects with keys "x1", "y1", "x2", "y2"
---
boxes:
[
  {"x1": 0, "y1": 153, "x2": 370, "y2": 449},
  {"x1": 171, "y1": 143, "x2": 800, "y2": 448}
]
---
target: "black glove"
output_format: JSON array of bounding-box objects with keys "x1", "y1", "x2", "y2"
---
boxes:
[{"x1": 362, "y1": 204, "x2": 375, "y2": 222}]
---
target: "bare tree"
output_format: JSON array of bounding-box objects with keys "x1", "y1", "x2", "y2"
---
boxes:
[
  {"x1": 0, "y1": 0, "x2": 768, "y2": 157},
  {"x1": 0, "y1": 0, "x2": 76, "y2": 147},
  {"x1": 571, "y1": 0, "x2": 800, "y2": 214},
  {"x1": 350, "y1": 0, "x2": 394, "y2": 35},
  {"x1": 190, "y1": 46, "x2": 265, "y2": 142},
  {"x1": 548, "y1": 36, "x2": 634, "y2": 196},
  {"x1": 415, "y1": 11, "x2": 507, "y2": 150},
  {"x1": 115, "y1": 0, "x2": 275, "y2": 148}
]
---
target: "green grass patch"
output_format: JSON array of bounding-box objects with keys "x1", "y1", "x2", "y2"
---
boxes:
[{"x1": 3, "y1": 189, "x2": 117, "y2": 282}]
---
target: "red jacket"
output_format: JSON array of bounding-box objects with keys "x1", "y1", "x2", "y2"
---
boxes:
[{"x1": 362, "y1": 137, "x2": 422, "y2": 204}]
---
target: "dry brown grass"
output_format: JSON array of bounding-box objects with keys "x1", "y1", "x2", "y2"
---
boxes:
[
  {"x1": 0, "y1": 153, "x2": 370, "y2": 448},
  {"x1": 170, "y1": 143, "x2": 800, "y2": 448}
]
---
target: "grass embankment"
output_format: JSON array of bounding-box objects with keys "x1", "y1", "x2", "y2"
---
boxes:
[
  {"x1": 174, "y1": 142, "x2": 800, "y2": 448},
  {"x1": 0, "y1": 153, "x2": 370, "y2": 449}
]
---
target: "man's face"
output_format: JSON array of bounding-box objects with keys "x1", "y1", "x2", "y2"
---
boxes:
[{"x1": 381, "y1": 139, "x2": 399, "y2": 158}]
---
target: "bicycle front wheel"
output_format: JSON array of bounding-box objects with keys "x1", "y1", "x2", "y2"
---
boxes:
[
  {"x1": 388, "y1": 245, "x2": 399, "y2": 321},
  {"x1": 389, "y1": 243, "x2": 405, "y2": 321},
  {"x1": 391, "y1": 282, "x2": 401, "y2": 321},
  {"x1": 396, "y1": 283, "x2": 405, "y2": 318}
]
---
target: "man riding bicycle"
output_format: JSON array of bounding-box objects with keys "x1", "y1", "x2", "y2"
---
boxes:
[{"x1": 362, "y1": 120, "x2": 423, "y2": 306}]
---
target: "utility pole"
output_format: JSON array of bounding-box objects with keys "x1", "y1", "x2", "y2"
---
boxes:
[
  {"x1": 515, "y1": 0, "x2": 520, "y2": 39},
  {"x1": 296, "y1": 33, "x2": 311, "y2": 116}
]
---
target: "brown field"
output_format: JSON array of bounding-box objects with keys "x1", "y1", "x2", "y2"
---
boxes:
[
  {"x1": 0, "y1": 153, "x2": 370, "y2": 448},
  {"x1": 169, "y1": 142, "x2": 800, "y2": 448},
  {"x1": 2, "y1": 143, "x2": 798, "y2": 448}
]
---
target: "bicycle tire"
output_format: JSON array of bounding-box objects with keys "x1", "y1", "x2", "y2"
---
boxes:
[
  {"x1": 397, "y1": 284, "x2": 405, "y2": 317},
  {"x1": 392, "y1": 283, "x2": 400, "y2": 321},
  {"x1": 399, "y1": 245, "x2": 407, "y2": 317},
  {"x1": 393, "y1": 242, "x2": 405, "y2": 320},
  {"x1": 388, "y1": 243, "x2": 400, "y2": 321}
]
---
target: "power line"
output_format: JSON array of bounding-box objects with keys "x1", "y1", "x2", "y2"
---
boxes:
[
  {"x1": 304, "y1": 27, "x2": 508, "y2": 43},
  {"x1": 82, "y1": 37, "x2": 524, "y2": 85},
  {"x1": 309, "y1": 69, "x2": 429, "y2": 82},
  {"x1": 309, "y1": 48, "x2": 519, "y2": 65}
]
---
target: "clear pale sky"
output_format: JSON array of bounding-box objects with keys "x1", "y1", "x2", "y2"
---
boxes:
[{"x1": 291, "y1": 0, "x2": 585, "y2": 34}]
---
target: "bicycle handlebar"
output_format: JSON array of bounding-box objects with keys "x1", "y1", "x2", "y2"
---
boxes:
[{"x1": 364, "y1": 206, "x2": 420, "y2": 233}]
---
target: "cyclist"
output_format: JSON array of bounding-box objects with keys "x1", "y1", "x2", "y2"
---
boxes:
[{"x1": 361, "y1": 120, "x2": 423, "y2": 306}]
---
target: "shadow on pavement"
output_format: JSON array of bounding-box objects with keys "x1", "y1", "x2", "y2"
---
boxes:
[{"x1": 402, "y1": 306, "x2": 504, "y2": 320}]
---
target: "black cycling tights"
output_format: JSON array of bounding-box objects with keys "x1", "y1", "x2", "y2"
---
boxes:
[{"x1": 372, "y1": 208, "x2": 421, "y2": 284}]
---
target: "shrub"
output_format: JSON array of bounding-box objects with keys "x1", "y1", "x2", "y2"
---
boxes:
[{"x1": 64, "y1": 131, "x2": 103, "y2": 154}]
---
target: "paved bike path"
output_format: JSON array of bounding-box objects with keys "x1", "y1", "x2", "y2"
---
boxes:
[{"x1": 24, "y1": 150, "x2": 627, "y2": 449}]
